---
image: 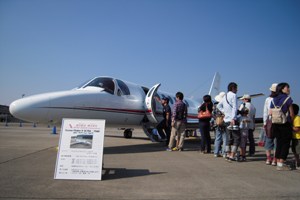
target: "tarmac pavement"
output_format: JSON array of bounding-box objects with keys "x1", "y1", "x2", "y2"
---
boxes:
[{"x1": 0, "y1": 123, "x2": 300, "y2": 200}]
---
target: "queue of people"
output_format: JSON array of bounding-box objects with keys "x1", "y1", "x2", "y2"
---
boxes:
[{"x1": 161, "y1": 82, "x2": 299, "y2": 171}]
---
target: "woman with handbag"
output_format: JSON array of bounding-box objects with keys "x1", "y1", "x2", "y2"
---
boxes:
[
  {"x1": 198, "y1": 95, "x2": 213, "y2": 153},
  {"x1": 263, "y1": 83, "x2": 278, "y2": 166}
]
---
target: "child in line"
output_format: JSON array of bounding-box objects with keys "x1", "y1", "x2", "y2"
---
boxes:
[
  {"x1": 292, "y1": 104, "x2": 300, "y2": 169},
  {"x1": 239, "y1": 108, "x2": 251, "y2": 161}
]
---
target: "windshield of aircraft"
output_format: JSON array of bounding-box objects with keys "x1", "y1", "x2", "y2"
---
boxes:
[
  {"x1": 116, "y1": 79, "x2": 130, "y2": 95},
  {"x1": 83, "y1": 77, "x2": 115, "y2": 94}
]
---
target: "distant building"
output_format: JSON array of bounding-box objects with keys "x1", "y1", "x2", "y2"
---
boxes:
[{"x1": 0, "y1": 105, "x2": 19, "y2": 122}]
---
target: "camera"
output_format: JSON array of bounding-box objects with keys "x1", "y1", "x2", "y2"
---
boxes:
[{"x1": 227, "y1": 125, "x2": 239, "y2": 131}]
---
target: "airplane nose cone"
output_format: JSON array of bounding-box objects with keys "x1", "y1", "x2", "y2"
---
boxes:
[
  {"x1": 9, "y1": 101, "x2": 18, "y2": 117},
  {"x1": 9, "y1": 95, "x2": 50, "y2": 123},
  {"x1": 9, "y1": 99, "x2": 28, "y2": 120}
]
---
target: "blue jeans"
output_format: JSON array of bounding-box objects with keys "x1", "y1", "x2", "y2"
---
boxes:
[{"x1": 214, "y1": 127, "x2": 227, "y2": 155}]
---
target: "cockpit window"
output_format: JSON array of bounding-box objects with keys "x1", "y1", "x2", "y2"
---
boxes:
[
  {"x1": 116, "y1": 79, "x2": 130, "y2": 95},
  {"x1": 84, "y1": 77, "x2": 115, "y2": 94}
]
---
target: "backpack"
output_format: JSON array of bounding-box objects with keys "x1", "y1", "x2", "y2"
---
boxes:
[
  {"x1": 214, "y1": 108, "x2": 225, "y2": 126},
  {"x1": 271, "y1": 96, "x2": 290, "y2": 124},
  {"x1": 215, "y1": 114, "x2": 225, "y2": 126}
]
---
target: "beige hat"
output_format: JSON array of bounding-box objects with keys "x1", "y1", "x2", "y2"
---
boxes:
[
  {"x1": 214, "y1": 92, "x2": 225, "y2": 102},
  {"x1": 240, "y1": 94, "x2": 251, "y2": 100},
  {"x1": 269, "y1": 83, "x2": 278, "y2": 92}
]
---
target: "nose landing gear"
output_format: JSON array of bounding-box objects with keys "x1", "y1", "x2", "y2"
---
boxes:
[{"x1": 123, "y1": 128, "x2": 133, "y2": 139}]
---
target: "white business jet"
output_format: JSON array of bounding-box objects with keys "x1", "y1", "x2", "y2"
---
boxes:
[{"x1": 10, "y1": 73, "x2": 221, "y2": 141}]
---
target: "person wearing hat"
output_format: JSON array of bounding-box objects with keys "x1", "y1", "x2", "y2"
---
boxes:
[
  {"x1": 156, "y1": 96, "x2": 172, "y2": 145},
  {"x1": 239, "y1": 94, "x2": 256, "y2": 157},
  {"x1": 238, "y1": 107, "x2": 251, "y2": 161},
  {"x1": 263, "y1": 83, "x2": 278, "y2": 166},
  {"x1": 213, "y1": 92, "x2": 227, "y2": 157},
  {"x1": 214, "y1": 92, "x2": 226, "y2": 103}
]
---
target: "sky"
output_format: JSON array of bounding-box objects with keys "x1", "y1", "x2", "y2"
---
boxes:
[{"x1": 0, "y1": 0, "x2": 299, "y2": 117}]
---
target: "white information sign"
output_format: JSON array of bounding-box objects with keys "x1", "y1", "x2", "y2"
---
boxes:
[{"x1": 54, "y1": 118, "x2": 105, "y2": 180}]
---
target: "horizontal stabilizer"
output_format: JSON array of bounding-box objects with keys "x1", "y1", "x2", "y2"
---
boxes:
[{"x1": 238, "y1": 93, "x2": 264, "y2": 99}]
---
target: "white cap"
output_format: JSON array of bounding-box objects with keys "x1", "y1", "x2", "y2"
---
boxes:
[
  {"x1": 240, "y1": 94, "x2": 251, "y2": 100},
  {"x1": 214, "y1": 92, "x2": 225, "y2": 102},
  {"x1": 269, "y1": 83, "x2": 278, "y2": 92}
]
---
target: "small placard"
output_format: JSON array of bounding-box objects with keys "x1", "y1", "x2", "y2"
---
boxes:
[{"x1": 54, "y1": 118, "x2": 105, "y2": 180}]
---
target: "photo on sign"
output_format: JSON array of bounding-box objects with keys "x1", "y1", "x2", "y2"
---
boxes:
[{"x1": 70, "y1": 135, "x2": 93, "y2": 149}]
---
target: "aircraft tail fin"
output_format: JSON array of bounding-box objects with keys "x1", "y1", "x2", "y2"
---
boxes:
[{"x1": 208, "y1": 72, "x2": 221, "y2": 99}]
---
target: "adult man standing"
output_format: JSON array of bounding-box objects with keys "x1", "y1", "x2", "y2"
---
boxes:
[
  {"x1": 156, "y1": 97, "x2": 172, "y2": 145},
  {"x1": 217, "y1": 82, "x2": 239, "y2": 161},
  {"x1": 167, "y1": 92, "x2": 187, "y2": 151},
  {"x1": 239, "y1": 94, "x2": 256, "y2": 156}
]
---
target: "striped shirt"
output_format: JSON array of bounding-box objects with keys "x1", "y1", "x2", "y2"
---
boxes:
[{"x1": 172, "y1": 100, "x2": 187, "y2": 123}]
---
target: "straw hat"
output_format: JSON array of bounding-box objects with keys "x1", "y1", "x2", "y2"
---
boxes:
[
  {"x1": 214, "y1": 92, "x2": 225, "y2": 102},
  {"x1": 269, "y1": 83, "x2": 278, "y2": 92}
]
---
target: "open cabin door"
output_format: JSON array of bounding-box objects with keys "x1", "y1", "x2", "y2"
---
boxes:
[{"x1": 145, "y1": 83, "x2": 161, "y2": 123}]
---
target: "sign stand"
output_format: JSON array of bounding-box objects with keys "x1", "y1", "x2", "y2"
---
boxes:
[{"x1": 54, "y1": 118, "x2": 105, "y2": 180}]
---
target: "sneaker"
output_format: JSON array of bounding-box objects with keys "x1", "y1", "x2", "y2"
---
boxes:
[
  {"x1": 214, "y1": 154, "x2": 219, "y2": 158},
  {"x1": 172, "y1": 147, "x2": 179, "y2": 151},
  {"x1": 272, "y1": 161, "x2": 277, "y2": 166},
  {"x1": 266, "y1": 160, "x2": 271, "y2": 165},
  {"x1": 241, "y1": 157, "x2": 246, "y2": 162},
  {"x1": 178, "y1": 148, "x2": 183, "y2": 152},
  {"x1": 234, "y1": 157, "x2": 240, "y2": 162},
  {"x1": 166, "y1": 148, "x2": 172, "y2": 152},
  {"x1": 276, "y1": 164, "x2": 291, "y2": 171},
  {"x1": 226, "y1": 157, "x2": 236, "y2": 162}
]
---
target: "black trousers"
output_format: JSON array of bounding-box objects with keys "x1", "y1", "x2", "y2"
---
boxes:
[
  {"x1": 199, "y1": 120, "x2": 211, "y2": 153},
  {"x1": 157, "y1": 119, "x2": 171, "y2": 145},
  {"x1": 248, "y1": 129, "x2": 255, "y2": 155},
  {"x1": 273, "y1": 123, "x2": 292, "y2": 160}
]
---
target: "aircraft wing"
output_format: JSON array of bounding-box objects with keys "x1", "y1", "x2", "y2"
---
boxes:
[{"x1": 238, "y1": 93, "x2": 264, "y2": 99}]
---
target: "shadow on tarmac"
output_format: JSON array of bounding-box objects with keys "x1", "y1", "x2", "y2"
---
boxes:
[
  {"x1": 103, "y1": 136, "x2": 203, "y2": 154},
  {"x1": 105, "y1": 134, "x2": 150, "y2": 141},
  {"x1": 102, "y1": 167, "x2": 166, "y2": 180},
  {"x1": 104, "y1": 143, "x2": 164, "y2": 154}
]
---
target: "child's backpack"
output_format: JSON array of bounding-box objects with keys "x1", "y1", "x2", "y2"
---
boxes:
[
  {"x1": 215, "y1": 114, "x2": 224, "y2": 126},
  {"x1": 214, "y1": 108, "x2": 225, "y2": 126},
  {"x1": 271, "y1": 96, "x2": 290, "y2": 124}
]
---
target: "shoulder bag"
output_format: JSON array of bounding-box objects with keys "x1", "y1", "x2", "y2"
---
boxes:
[
  {"x1": 264, "y1": 116, "x2": 273, "y2": 138},
  {"x1": 198, "y1": 103, "x2": 212, "y2": 119}
]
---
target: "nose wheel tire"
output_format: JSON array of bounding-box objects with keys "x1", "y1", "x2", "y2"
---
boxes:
[{"x1": 124, "y1": 129, "x2": 133, "y2": 138}]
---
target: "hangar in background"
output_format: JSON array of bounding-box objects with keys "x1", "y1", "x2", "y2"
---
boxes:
[{"x1": 0, "y1": 105, "x2": 19, "y2": 122}]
